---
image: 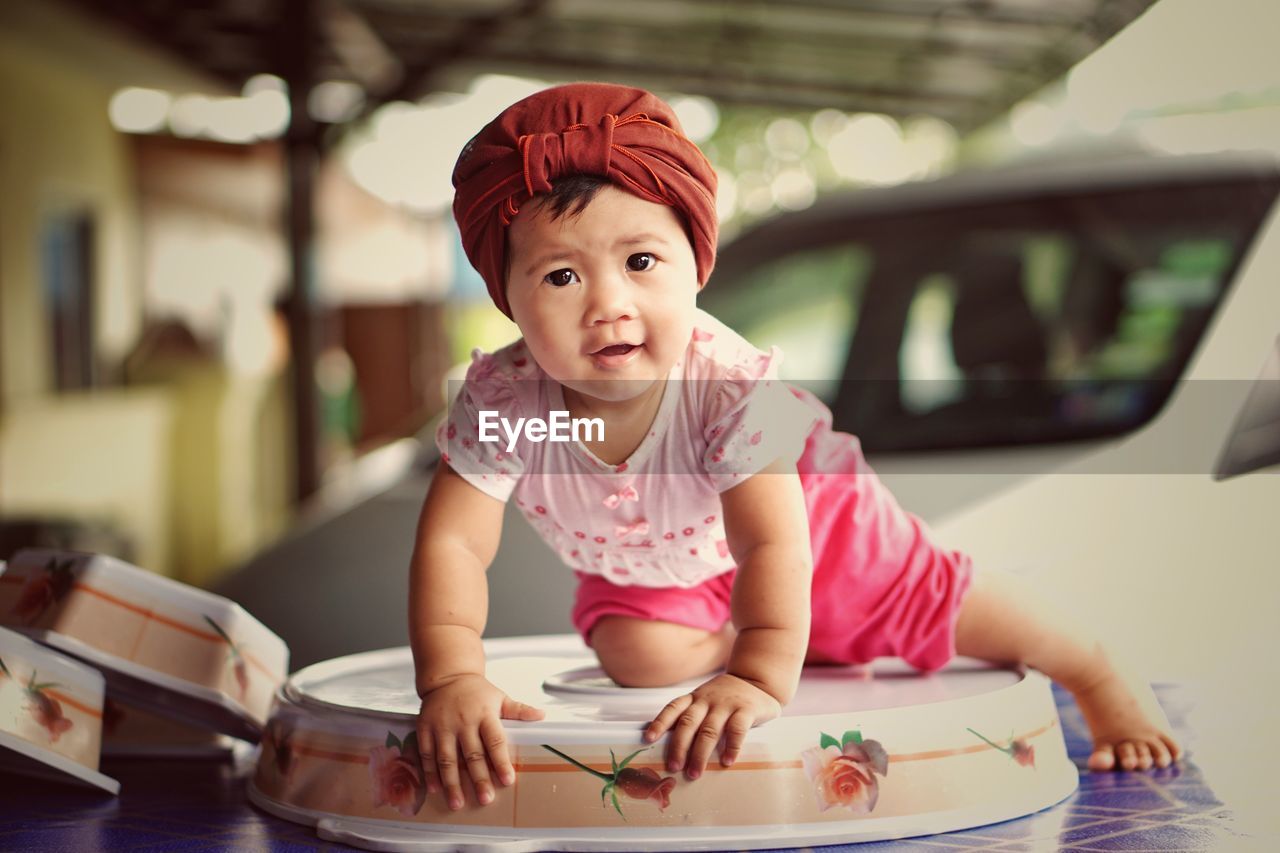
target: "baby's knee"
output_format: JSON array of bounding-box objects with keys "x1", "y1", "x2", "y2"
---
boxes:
[{"x1": 590, "y1": 616, "x2": 726, "y2": 687}]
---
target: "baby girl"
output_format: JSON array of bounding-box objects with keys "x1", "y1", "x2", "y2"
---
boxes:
[{"x1": 411, "y1": 82, "x2": 1180, "y2": 811}]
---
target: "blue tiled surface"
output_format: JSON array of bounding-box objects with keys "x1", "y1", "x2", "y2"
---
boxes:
[{"x1": 0, "y1": 685, "x2": 1262, "y2": 851}]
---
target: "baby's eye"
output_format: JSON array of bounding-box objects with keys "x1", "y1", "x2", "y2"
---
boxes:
[
  {"x1": 626, "y1": 253, "x2": 656, "y2": 272},
  {"x1": 544, "y1": 268, "x2": 579, "y2": 287}
]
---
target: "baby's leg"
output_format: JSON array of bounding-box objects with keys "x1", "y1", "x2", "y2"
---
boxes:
[
  {"x1": 954, "y1": 570, "x2": 1181, "y2": 771},
  {"x1": 590, "y1": 616, "x2": 735, "y2": 688}
]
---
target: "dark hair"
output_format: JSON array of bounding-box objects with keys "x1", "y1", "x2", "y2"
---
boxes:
[{"x1": 538, "y1": 174, "x2": 610, "y2": 221}]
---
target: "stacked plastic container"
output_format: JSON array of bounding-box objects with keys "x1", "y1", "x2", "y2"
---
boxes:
[{"x1": 0, "y1": 548, "x2": 288, "y2": 792}]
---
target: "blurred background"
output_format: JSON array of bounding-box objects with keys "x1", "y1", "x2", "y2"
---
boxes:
[
  {"x1": 6, "y1": 1, "x2": 1280, "y2": 838},
  {"x1": 1, "y1": 0, "x2": 1277, "y2": 648}
]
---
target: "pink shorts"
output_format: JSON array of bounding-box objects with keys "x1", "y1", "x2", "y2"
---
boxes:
[{"x1": 572, "y1": 423, "x2": 974, "y2": 673}]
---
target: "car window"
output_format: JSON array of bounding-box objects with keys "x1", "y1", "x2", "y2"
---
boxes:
[
  {"x1": 709, "y1": 175, "x2": 1280, "y2": 453},
  {"x1": 868, "y1": 228, "x2": 1241, "y2": 449}
]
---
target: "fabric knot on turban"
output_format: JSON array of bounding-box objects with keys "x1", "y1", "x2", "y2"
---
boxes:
[
  {"x1": 452, "y1": 82, "x2": 719, "y2": 318},
  {"x1": 518, "y1": 114, "x2": 617, "y2": 196}
]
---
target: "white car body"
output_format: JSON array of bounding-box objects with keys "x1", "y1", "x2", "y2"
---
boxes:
[{"x1": 927, "y1": 161, "x2": 1280, "y2": 685}]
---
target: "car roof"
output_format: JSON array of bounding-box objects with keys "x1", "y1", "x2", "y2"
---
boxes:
[{"x1": 721, "y1": 149, "x2": 1280, "y2": 246}]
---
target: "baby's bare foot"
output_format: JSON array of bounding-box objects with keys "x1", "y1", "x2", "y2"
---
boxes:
[{"x1": 1070, "y1": 655, "x2": 1182, "y2": 772}]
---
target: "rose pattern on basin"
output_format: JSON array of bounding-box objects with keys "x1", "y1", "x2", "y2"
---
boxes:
[
  {"x1": 10, "y1": 556, "x2": 77, "y2": 627},
  {"x1": 368, "y1": 730, "x2": 427, "y2": 818},
  {"x1": 2, "y1": 656, "x2": 74, "y2": 743},
  {"x1": 968, "y1": 727, "x2": 1037, "y2": 768},
  {"x1": 800, "y1": 729, "x2": 888, "y2": 814},
  {"x1": 541, "y1": 745, "x2": 677, "y2": 819}
]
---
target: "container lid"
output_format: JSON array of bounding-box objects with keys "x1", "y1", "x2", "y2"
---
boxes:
[
  {"x1": 25, "y1": 627, "x2": 264, "y2": 743},
  {"x1": 0, "y1": 730, "x2": 119, "y2": 794},
  {"x1": 0, "y1": 626, "x2": 119, "y2": 794},
  {"x1": 285, "y1": 635, "x2": 1024, "y2": 736},
  {"x1": 2, "y1": 549, "x2": 289, "y2": 743}
]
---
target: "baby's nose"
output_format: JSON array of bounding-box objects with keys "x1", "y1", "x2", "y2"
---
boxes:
[{"x1": 587, "y1": 272, "x2": 636, "y2": 325}]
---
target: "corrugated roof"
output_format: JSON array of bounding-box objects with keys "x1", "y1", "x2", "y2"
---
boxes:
[{"x1": 68, "y1": 0, "x2": 1156, "y2": 131}]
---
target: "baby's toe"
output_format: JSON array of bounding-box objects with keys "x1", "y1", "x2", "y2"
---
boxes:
[
  {"x1": 1087, "y1": 743, "x2": 1116, "y2": 772},
  {"x1": 1150, "y1": 738, "x2": 1172, "y2": 769},
  {"x1": 1133, "y1": 741, "x2": 1153, "y2": 771},
  {"x1": 1115, "y1": 741, "x2": 1138, "y2": 771}
]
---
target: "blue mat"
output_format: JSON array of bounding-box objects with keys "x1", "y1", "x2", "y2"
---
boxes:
[{"x1": 0, "y1": 684, "x2": 1254, "y2": 851}]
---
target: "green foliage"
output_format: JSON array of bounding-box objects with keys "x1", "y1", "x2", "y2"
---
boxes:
[
  {"x1": 611, "y1": 787, "x2": 624, "y2": 819},
  {"x1": 820, "y1": 729, "x2": 864, "y2": 750}
]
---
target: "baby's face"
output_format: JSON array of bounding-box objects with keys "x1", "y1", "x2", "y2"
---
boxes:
[{"x1": 506, "y1": 184, "x2": 700, "y2": 404}]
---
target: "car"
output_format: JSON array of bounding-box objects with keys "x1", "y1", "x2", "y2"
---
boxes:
[
  {"x1": 219, "y1": 150, "x2": 1280, "y2": 680},
  {"x1": 700, "y1": 148, "x2": 1280, "y2": 691},
  {"x1": 702, "y1": 150, "x2": 1280, "y2": 519}
]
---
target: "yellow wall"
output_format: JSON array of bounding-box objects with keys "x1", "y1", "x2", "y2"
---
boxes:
[
  {"x1": 128, "y1": 360, "x2": 293, "y2": 587},
  {"x1": 0, "y1": 390, "x2": 174, "y2": 571},
  {"x1": 0, "y1": 1, "x2": 288, "y2": 583},
  {"x1": 0, "y1": 31, "x2": 139, "y2": 398},
  {"x1": 0, "y1": 0, "x2": 230, "y2": 401}
]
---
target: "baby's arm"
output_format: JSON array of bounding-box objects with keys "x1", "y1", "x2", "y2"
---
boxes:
[
  {"x1": 645, "y1": 457, "x2": 813, "y2": 778},
  {"x1": 410, "y1": 462, "x2": 544, "y2": 810}
]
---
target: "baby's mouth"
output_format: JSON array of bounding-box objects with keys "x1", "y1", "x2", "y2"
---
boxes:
[{"x1": 592, "y1": 343, "x2": 640, "y2": 356}]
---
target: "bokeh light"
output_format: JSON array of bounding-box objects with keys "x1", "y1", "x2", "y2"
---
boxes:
[
  {"x1": 670, "y1": 95, "x2": 720, "y2": 142},
  {"x1": 108, "y1": 87, "x2": 171, "y2": 134}
]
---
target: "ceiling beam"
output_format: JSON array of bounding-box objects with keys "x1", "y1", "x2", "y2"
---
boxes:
[
  {"x1": 65, "y1": 0, "x2": 247, "y2": 92},
  {"x1": 317, "y1": 0, "x2": 403, "y2": 95},
  {"x1": 441, "y1": 52, "x2": 980, "y2": 124},
  {"x1": 363, "y1": 8, "x2": 1053, "y2": 69},
  {"x1": 455, "y1": 23, "x2": 1045, "y2": 91},
  {"x1": 762, "y1": 0, "x2": 1106, "y2": 29},
  {"x1": 376, "y1": 0, "x2": 550, "y2": 105}
]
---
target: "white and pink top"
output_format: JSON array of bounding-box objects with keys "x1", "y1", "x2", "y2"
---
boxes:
[{"x1": 436, "y1": 309, "x2": 822, "y2": 588}]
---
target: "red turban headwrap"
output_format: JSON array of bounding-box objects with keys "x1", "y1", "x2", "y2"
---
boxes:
[{"x1": 452, "y1": 82, "x2": 719, "y2": 318}]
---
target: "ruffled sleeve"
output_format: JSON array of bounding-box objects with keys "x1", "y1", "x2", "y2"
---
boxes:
[
  {"x1": 702, "y1": 346, "x2": 819, "y2": 492},
  {"x1": 434, "y1": 349, "x2": 526, "y2": 502}
]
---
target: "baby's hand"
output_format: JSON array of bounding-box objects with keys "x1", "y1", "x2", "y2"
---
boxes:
[
  {"x1": 416, "y1": 673, "x2": 545, "y2": 809},
  {"x1": 643, "y1": 673, "x2": 781, "y2": 780}
]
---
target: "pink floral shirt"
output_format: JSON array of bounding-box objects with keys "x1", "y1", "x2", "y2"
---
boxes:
[{"x1": 436, "y1": 309, "x2": 821, "y2": 588}]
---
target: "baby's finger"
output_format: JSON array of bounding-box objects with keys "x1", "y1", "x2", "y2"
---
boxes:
[
  {"x1": 719, "y1": 711, "x2": 752, "y2": 767},
  {"x1": 686, "y1": 706, "x2": 731, "y2": 779},
  {"x1": 499, "y1": 695, "x2": 546, "y2": 722},
  {"x1": 460, "y1": 730, "x2": 496, "y2": 806},
  {"x1": 435, "y1": 734, "x2": 465, "y2": 810},
  {"x1": 666, "y1": 701, "x2": 709, "y2": 774},
  {"x1": 480, "y1": 716, "x2": 517, "y2": 788},
  {"x1": 415, "y1": 724, "x2": 443, "y2": 796},
  {"x1": 645, "y1": 694, "x2": 693, "y2": 743}
]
